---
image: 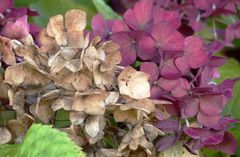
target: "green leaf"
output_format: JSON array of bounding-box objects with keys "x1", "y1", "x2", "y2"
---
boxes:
[
  {"x1": 134, "y1": 60, "x2": 142, "y2": 68},
  {"x1": 30, "y1": 0, "x2": 97, "y2": 29},
  {"x1": 0, "y1": 124, "x2": 86, "y2": 157},
  {"x1": 15, "y1": 0, "x2": 38, "y2": 7},
  {"x1": 215, "y1": 58, "x2": 240, "y2": 118},
  {"x1": 0, "y1": 111, "x2": 16, "y2": 126},
  {"x1": 91, "y1": 0, "x2": 121, "y2": 19}
]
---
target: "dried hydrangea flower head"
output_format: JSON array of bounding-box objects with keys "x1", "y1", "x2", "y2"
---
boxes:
[{"x1": 3, "y1": 9, "x2": 170, "y2": 156}]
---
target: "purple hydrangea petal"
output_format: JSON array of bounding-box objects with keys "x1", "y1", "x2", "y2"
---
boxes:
[
  {"x1": 205, "y1": 132, "x2": 237, "y2": 155},
  {"x1": 140, "y1": 62, "x2": 159, "y2": 82},
  {"x1": 153, "y1": 8, "x2": 181, "y2": 29},
  {"x1": 0, "y1": 0, "x2": 13, "y2": 13},
  {"x1": 184, "y1": 97, "x2": 200, "y2": 117},
  {"x1": 138, "y1": 36, "x2": 157, "y2": 60},
  {"x1": 185, "y1": 36, "x2": 208, "y2": 69},
  {"x1": 151, "y1": 22, "x2": 184, "y2": 51},
  {"x1": 197, "y1": 111, "x2": 221, "y2": 128},
  {"x1": 111, "y1": 32, "x2": 137, "y2": 66},
  {"x1": 155, "y1": 135, "x2": 177, "y2": 151},
  {"x1": 200, "y1": 95, "x2": 223, "y2": 116},
  {"x1": 160, "y1": 57, "x2": 182, "y2": 79},
  {"x1": 156, "y1": 119, "x2": 179, "y2": 133},
  {"x1": 175, "y1": 56, "x2": 189, "y2": 74},
  {"x1": 200, "y1": 131, "x2": 224, "y2": 145},
  {"x1": 123, "y1": 0, "x2": 153, "y2": 31},
  {"x1": 1, "y1": 15, "x2": 29, "y2": 39}
]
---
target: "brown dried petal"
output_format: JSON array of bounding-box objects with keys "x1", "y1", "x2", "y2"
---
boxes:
[
  {"x1": 38, "y1": 28, "x2": 59, "y2": 56},
  {"x1": 129, "y1": 137, "x2": 140, "y2": 150},
  {"x1": 60, "y1": 125, "x2": 86, "y2": 146},
  {"x1": 69, "y1": 111, "x2": 87, "y2": 125},
  {"x1": 144, "y1": 123, "x2": 164, "y2": 141},
  {"x1": 8, "y1": 90, "x2": 25, "y2": 118},
  {"x1": 93, "y1": 68, "x2": 115, "y2": 89},
  {"x1": 118, "y1": 67, "x2": 150, "y2": 99},
  {"x1": 105, "y1": 92, "x2": 119, "y2": 105},
  {"x1": 84, "y1": 46, "x2": 100, "y2": 72},
  {"x1": 4, "y1": 63, "x2": 50, "y2": 87},
  {"x1": 65, "y1": 31, "x2": 85, "y2": 48},
  {"x1": 59, "y1": 47, "x2": 78, "y2": 60},
  {"x1": 51, "y1": 96, "x2": 73, "y2": 111},
  {"x1": 120, "y1": 99, "x2": 155, "y2": 114},
  {"x1": 85, "y1": 116, "x2": 101, "y2": 138},
  {"x1": 113, "y1": 108, "x2": 140, "y2": 124},
  {"x1": 65, "y1": 59, "x2": 82, "y2": 72},
  {"x1": 0, "y1": 36, "x2": 16, "y2": 65},
  {"x1": 72, "y1": 72, "x2": 92, "y2": 91},
  {"x1": 47, "y1": 14, "x2": 64, "y2": 37},
  {"x1": 102, "y1": 41, "x2": 120, "y2": 53},
  {"x1": 139, "y1": 136, "x2": 153, "y2": 150},
  {"x1": 100, "y1": 50, "x2": 122, "y2": 72},
  {"x1": 7, "y1": 119, "x2": 28, "y2": 143},
  {"x1": 48, "y1": 54, "x2": 66, "y2": 74},
  {"x1": 118, "y1": 131, "x2": 132, "y2": 151},
  {"x1": 100, "y1": 149, "x2": 123, "y2": 157},
  {"x1": 65, "y1": 9, "x2": 86, "y2": 32},
  {"x1": 72, "y1": 91, "x2": 108, "y2": 115},
  {"x1": 35, "y1": 98, "x2": 54, "y2": 123},
  {"x1": 0, "y1": 127, "x2": 12, "y2": 145}
]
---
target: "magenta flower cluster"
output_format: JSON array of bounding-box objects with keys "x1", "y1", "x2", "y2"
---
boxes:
[
  {"x1": 0, "y1": 0, "x2": 39, "y2": 40},
  {"x1": 91, "y1": 0, "x2": 238, "y2": 154},
  {"x1": 111, "y1": 0, "x2": 240, "y2": 52}
]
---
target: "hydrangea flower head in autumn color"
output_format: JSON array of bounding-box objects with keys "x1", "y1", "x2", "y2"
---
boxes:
[{"x1": 91, "y1": 0, "x2": 238, "y2": 155}]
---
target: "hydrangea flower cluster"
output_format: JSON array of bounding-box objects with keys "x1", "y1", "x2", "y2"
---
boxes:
[
  {"x1": 91, "y1": 0, "x2": 238, "y2": 155},
  {"x1": 110, "y1": 0, "x2": 240, "y2": 51},
  {"x1": 0, "y1": 0, "x2": 39, "y2": 65}
]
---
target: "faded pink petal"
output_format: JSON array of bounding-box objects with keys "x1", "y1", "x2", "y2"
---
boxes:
[
  {"x1": 150, "y1": 85, "x2": 164, "y2": 99},
  {"x1": 91, "y1": 14, "x2": 113, "y2": 39},
  {"x1": 172, "y1": 78, "x2": 190, "y2": 98},
  {"x1": 151, "y1": 22, "x2": 184, "y2": 51},
  {"x1": 200, "y1": 95, "x2": 223, "y2": 116},
  {"x1": 175, "y1": 56, "x2": 189, "y2": 74},
  {"x1": 1, "y1": 16, "x2": 30, "y2": 39},
  {"x1": 185, "y1": 36, "x2": 208, "y2": 69},
  {"x1": 112, "y1": 20, "x2": 129, "y2": 33},
  {"x1": 138, "y1": 36, "x2": 156, "y2": 60},
  {"x1": 140, "y1": 62, "x2": 159, "y2": 81},
  {"x1": 111, "y1": 32, "x2": 136, "y2": 66},
  {"x1": 206, "y1": 132, "x2": 237, "y2": 155},
  {"x1": 153, "y1": 8, "x2": 181, "y2": 29},
  {"x1": 158, "y1": 78, "x2": 179, "y2": 91},
  {"x1": 197, "y1": 111, "x2": 221, "y2": 128},
  {"x1": 160, "y1": 57, "x2": 181, "y2": 79},
  {"x1": 123, "y1": 0, "x2": 153, "y2": 31},
  {"x1": 184, "y1": 97, "x2": 200, "y2": 117},
  {"x1": 0, "y1": 0, "x2": 13, "y2": 13}
]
